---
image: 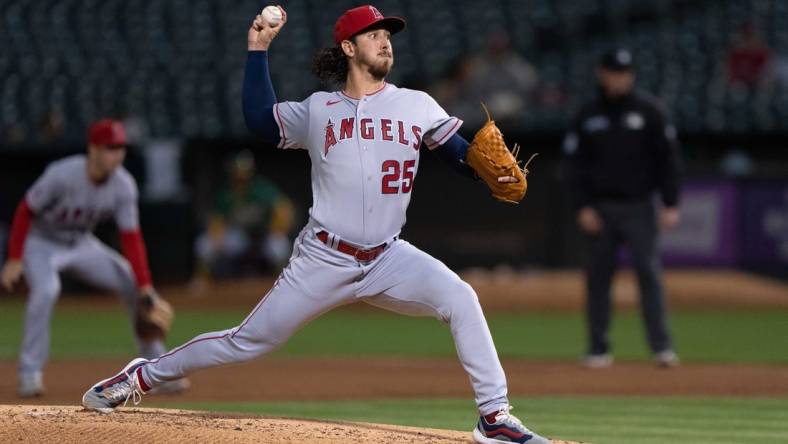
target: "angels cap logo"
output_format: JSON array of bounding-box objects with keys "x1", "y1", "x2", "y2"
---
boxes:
[{"x1": 369, "y1": 6, "x2": 383, "y2": 19}]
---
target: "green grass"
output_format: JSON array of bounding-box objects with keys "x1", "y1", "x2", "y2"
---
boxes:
[
  {"x1": 0, "y1": 300, "x2": 786, "y2": 363},
  {"x1": 155, "y1": 397, "x2": 788, "y2": 444},
  {"x1": 1, "y1": 299, "x2": 786, "y2": 442}
]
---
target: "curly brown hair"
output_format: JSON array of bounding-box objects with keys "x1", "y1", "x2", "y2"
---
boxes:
[{"x1": 311, "y1": 46, "x2": 349, "y2": 86}]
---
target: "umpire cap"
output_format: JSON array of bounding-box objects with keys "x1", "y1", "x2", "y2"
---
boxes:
[{"x1": 599, "y1": 49, "x2": 634, "y2": 71}]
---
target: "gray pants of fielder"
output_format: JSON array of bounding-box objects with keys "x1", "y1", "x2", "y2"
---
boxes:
[
  {"x1": 19, "y1": 234, "x2": 165, "y2": 377},
  {"x1": 585, "y1": 199, "x2": 673, "y2": 355}
]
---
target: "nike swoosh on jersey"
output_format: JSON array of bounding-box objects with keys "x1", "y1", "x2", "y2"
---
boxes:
[{"x1": 326, "y1": 99, "x2": 342, "y2": 106}]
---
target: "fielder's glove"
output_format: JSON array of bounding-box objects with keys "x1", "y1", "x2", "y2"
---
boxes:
[
  {"x1": 135, "y1": 288, "x2": 174, "y2": 341},
  {"x1": 466, "y1": 103, "x2": 538, "y2": 204}
]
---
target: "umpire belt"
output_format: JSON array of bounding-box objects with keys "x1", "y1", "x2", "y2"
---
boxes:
[{"x1": 316, "y1": 230, "x2": 390, "y2": 262}]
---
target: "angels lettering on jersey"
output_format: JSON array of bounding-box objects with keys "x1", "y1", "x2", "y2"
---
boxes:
[
  {"x1": 25, "y1": 155, "x2": 140, "y2": 243},
  {"x1": 323, "y1": 117, "x2": 422, "y2": 156},
  {"x1": 272, "y1": 83, "x2": 462, "y2": 246}
]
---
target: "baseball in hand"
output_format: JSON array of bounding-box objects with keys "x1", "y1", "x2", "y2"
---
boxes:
[{"x1": 261, "y1": 6, "x2": 282, "y2": 26}]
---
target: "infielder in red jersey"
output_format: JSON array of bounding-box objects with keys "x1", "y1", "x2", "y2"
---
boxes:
[
  {"x1": 2, "y1": 120, "x2": 187, "y2": 398},
  {"x1": 81, "y1": 6, "x2": 549, "y2": 444}
]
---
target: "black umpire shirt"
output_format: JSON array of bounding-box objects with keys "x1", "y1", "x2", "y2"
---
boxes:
[{"x1": 563, "y1": 89, "x2": 682, "y2": 208}]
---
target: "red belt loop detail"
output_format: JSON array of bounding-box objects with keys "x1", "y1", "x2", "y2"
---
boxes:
[{"x1": 316, "y1": 231, "x2": 387, "y2": 262}]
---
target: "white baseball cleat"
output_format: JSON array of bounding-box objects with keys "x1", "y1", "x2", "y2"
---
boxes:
[
  {"x1": 472, "y1": 406, "x2": 551, "y2": 443},
  {"x1": 654, "y1": 349, "x2": 680, "y2": 368},
  {"x1": 18, "y1": 371, "x2": 45, "y2": 398},
  {"x1": 581, "y1": 353, "x2": 613, "y2": 369},
  {"x1": 82, "y1": 358, "x2": 149, "y2": 413}
]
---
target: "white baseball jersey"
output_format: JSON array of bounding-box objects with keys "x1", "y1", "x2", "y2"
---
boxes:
[
  {"x1": 25, "y1": 155, "x2": 140, "y2": 243},
  {"x1": 273, "y1": 83, "x2": 462, "y2": 246},
  {"x1": 132, "y1": 81, "x2": 510, "y2": 418},
  {"x1": 19, "y1": 155, "x2": 166, "y2": 379}
]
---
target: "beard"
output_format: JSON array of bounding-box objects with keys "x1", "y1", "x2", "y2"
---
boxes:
[{"x1": 362, "y1": 53, "x2": 393, "y2": 80}]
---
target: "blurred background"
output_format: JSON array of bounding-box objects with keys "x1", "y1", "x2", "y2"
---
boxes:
[
  {"x1": 6, "y1": 0, "x2": 788, "y2": 282},
  {"x1": 1, "y1": 3, "x2": 787, "y2": 442},
  {"x1": 1, "y1": 0, "x2": 787, "y2": 283}
]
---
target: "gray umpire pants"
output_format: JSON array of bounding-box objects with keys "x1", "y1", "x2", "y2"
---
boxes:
[
  {"x1": 19, "y1": 234, "x2": 165, "y2": 376},
  {"x1": 585, "y1": 199, "x2": 673, "y2": 355}
]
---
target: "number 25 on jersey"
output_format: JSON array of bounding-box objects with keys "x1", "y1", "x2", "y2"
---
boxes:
[{"x1": 381, "y1": 159, "x2": 415, "y2": 194}]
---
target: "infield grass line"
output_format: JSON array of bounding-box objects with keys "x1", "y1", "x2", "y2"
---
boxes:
[
  {"x1": 157, "y1": 396, "x2": 788, "y2": 444},
  {"x1": 1, "y1": 300, "x2": 786, "y2": 363}
]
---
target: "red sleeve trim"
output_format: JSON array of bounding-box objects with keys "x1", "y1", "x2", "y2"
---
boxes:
[
  {"x1": 120, "y1": 229, "x2": 152, "y2": 288},
  {"x1": 274, "y1": 103, "x2": 287, "y2": 148},
  {"x1": 8, "y1": 199, "x2": 34, "y2": 260},
  {"x1": 428, "y1": 118, "x2": 463, "y2": 150}
]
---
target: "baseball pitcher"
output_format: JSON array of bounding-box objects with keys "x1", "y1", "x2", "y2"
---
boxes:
[{"x1": 81, "y1": 6, "x2": 547, "y2": 444}]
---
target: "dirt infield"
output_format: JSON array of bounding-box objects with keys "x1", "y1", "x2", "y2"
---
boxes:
[
  {"x1": 2, "y1": 357, "x2": 786, "y2": 407},
  {"x1": 174, "y1": 269, "x2": 788, "y2": 311},
  {"x1": 1, "y1": 270, "x2": 784, "y2": 443},
  {"x1": 1, "y1": 357, "x2": 782, "y2": 442},
  {"x1": 18, "y1": 269, "x2": 784, "y2": 313},
  {"x1": 462, "y1": 268, "x2": 788, "y2": 311},
  {"x1": 0, "y1": 405, "x2": 582, "y2": 443}
]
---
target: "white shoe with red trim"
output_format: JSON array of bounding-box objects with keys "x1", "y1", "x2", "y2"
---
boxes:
[
  {"x1": 82, "y1": 358, "x2": 149, "y2": 413},
  {"x1": 472, "y1": 406, "x2": 551, "y2": 443}
]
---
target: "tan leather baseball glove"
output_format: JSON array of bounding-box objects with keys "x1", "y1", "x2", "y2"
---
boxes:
[
  {"x1": 135, "y1": 288, "x2": 174, "y2": 341},
  {"x1": 466, "y1": 104, "x2": 538, "y2": 204}
]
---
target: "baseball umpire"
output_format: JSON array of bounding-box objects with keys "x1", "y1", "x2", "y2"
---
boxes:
[
  {"x1": 1, "y1": 119, "x2": 187, "y2": 396},
  {"x1": 564, "y1": 49, "x2": 683, "y2": 368}
]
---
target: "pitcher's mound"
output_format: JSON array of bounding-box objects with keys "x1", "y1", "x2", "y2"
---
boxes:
[{"x1": 0, "y1": 405, "x2": 581, "y2": 443}]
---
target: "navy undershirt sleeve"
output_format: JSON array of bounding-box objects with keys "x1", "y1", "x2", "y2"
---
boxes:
[
  {"x1": 433, "y1": 133, "x2": 478, "y2": 180},
  {"x1": 243, "y1": 51, "x2": 280, "y2": 145}
]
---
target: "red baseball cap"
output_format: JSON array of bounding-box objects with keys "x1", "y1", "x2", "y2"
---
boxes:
[
  {"x1": 334, "y1": 5, "x2": 405, "y2": 46},
  {"x1": 88, "y1": 119, "x2": 127, "y2": 147}
]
